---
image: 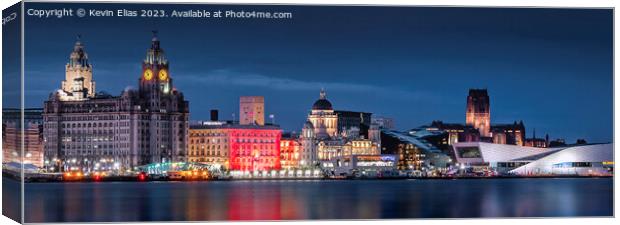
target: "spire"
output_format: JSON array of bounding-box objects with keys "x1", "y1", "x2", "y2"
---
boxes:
[
  {"x1": 151, "y1": 30, "x2": 160, "y2": 49},
  {"x1": 319, "y1": 88, "x2": 326, "y2": 100},
  {"x1": 144, "y1": 31, "x2": 167, "y2": 66},
  {"x1": 69, "y1": 34, "x2": 89, "y2": 68},
  {"x1": 75, "y1": 34, "x2": 82, "y2": 46}
]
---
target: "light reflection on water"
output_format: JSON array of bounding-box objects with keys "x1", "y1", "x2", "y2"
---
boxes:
[{"x1": 12, "y1": 178, "x2": 613, "y2": 222}]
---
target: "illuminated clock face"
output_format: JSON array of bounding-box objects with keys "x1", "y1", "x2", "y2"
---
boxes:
[
  {"x1": 158, "y1": 69, "x2": 168, "y2": 81},
  {"x1": 143, "y1": 69, "x2": 153, "y2": 81}
]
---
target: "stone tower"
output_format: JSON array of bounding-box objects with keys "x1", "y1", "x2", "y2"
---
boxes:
[
  {"x1": 300, "y1": 120, "x2": 317, "y2": 168},
  {"x1": 137, "y1": 31, "x2": 189, "y2": 164},
  {"x1": 60, "y1": 35, "x2": 95, "y2": 100},
  {"x1": 466, "y1": 89, "x2": 491, "y2": 137},
  {"x1": 239, "y1": 96, "x2": 265, "y2": 125}
]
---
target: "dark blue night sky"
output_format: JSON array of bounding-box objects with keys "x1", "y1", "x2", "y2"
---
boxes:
[{"x1": 14, "y1": 3, "x2": 613, "y2": 143}]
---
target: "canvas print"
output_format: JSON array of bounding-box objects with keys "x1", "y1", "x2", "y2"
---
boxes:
[{"x1": 1, "y1": 1, "x2": 614, "y2": 223}]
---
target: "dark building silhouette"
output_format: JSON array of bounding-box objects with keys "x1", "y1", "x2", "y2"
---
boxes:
[
  {"x1": 380, "y1": 130, "x2": 452, "y2": 170},
  {"x1": 524, "y1": 129, "x2": 548, "y2": 148},
  {"x1": 425, "y1": 120, "x2": 480, "y2": 145},
  {"x1": 210, "y1": 109, "x2": 219, "y2": 121},
  {"x1": 549, "y1": 138, "x2": 567, "y2": 147},
  {"x1": 576, "y1": 139, "x2": 588, "y2": 145},
  {"x1": 335, "y1": 110, "x2": 372, "y2": 138}
]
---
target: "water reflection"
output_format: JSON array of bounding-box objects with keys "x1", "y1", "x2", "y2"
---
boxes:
[
  {"x1": 15, "y1": 178, "x2": 613, "y2": 223},
  {"x1": 2, "y1": 178, "x2": 21, "y2": 222}
]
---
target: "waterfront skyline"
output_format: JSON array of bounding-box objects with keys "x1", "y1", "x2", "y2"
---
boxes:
[{"x1": 15, "y1": 3, "x2": 613, "y2": 143}]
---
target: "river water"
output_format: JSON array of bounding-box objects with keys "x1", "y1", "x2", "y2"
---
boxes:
[{"x1": 3, "y1": 177, "x2": 613, "y2": 222}]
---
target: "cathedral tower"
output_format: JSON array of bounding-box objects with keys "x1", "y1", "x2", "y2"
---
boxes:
[{"x1": 466, "y1": 89, "x2": 491, "y2": 137}]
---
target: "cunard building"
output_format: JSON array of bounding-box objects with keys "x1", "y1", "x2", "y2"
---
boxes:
[{"x1": 43, "y1": 33, "x2": 189, "y2": 172}]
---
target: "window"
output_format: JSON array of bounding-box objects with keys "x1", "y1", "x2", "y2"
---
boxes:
[{"x1": 457, "y1": 147, "x2": 482, "y2": 158}]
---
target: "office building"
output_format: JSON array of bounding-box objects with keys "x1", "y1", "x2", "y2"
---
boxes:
[{"x1": 43, "y1": 33, "x2": 189, "y2": 172}]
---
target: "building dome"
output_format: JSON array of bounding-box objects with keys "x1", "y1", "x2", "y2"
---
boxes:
[
  {"x1": 303, "y1": 120, "x2": 314, "y2": 129},
  {"x1": 312, "y1": 99, "x2": 333, "y2": 110},
  {"x1": 312, "y1": 89, "x2": 333, "y2": 110}
]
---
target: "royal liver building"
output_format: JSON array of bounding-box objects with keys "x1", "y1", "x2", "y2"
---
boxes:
[{"x1": 43, "y1": 33, "x2": 189, "y2": 172}]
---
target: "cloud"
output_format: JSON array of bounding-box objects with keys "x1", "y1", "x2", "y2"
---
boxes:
[{"x1": 181, "y1": 69, "x2": 440, "y2": 102}]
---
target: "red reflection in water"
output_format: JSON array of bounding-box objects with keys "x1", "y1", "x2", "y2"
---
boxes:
[{"x1": 227, "y1": 183, "x2": 283, "y2": 220}]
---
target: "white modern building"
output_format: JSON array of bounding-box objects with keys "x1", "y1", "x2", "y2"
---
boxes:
[{"x1": 452, "y1": 142, "x2": 613, "y2": 176}]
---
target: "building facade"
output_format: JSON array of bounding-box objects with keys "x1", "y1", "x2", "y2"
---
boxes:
[
  {"x1": 371, "y1": 116, "x2": 395, "y2": 130},
  {"x1": 420, "y1": 121, "x2": 480, "y2": 146},
  {"x1": 303, "y1": 90, "x2": 382, "y2": 163},
  {"x1": 2, "y1": 108, "x2": 44, "y2": 168},
  {"x1": 280, "y1": 138, "x2": 302, "y2": 169},
  {"x1": 229, "y1": 126, "x2": 282, "y2": 171},
  {"x1": 381, "y1": 130, "x2": 452, "y2": 171},
  {"x1": 188, "y1": 123, "x2": 230, "y2": 167},
  {"x1": 2, "y1": 122, "x2": 44, "y2": 168},
  {"x1": 524, "y1": 130, "x2": 548, "y2": 148},
  {"x1": 490, "y1": 121, "x2": 526, "y2": 146},
  {"x1": 299, "y1": 121, "x2": 318, "y2": 168},
  {"x1": 335, "y1": 110, "x2": 371, "y2": 138},
  {"x1": 452, "y1": 142, "x2": 613, "y2": 176},
  {"x1": 307, "y1": 89, "x2": 338, "y2": 139},
  {"x1": 327, "y1": 154, "x2": 398, "y2": 177},
  {"x1": 43, "y1": 34, "x2": 189, "y2": 172},
  {"x1": 189, "y1": 122, "x2": 282, "y2": 171}
]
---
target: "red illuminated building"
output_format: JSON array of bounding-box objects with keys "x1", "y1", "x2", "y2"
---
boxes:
[
  {"x1": 280, "y1": 138, "x2": 301, "y2": 169},
  {"x1": 228, "y1": 126, "x2": 282, "y2": 171}
]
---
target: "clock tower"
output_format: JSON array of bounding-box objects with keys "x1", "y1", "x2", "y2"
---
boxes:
[
  {"x1": 136, "y1": 31, "x2": 189, "y2": 164},
  {"x1": 139, "y1": 31, "x2": 174, "y2": 110}
]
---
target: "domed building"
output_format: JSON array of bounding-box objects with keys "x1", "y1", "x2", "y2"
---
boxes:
[
  {"x1": 311, "y1": 93, "x2": 333, "y2": 111},
  {"x1": 307, "y1": 89, "x2": 338, "y2": 139},
  {"x1": 301, "y1": 89, "x2": 383, "y2": 164}
]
